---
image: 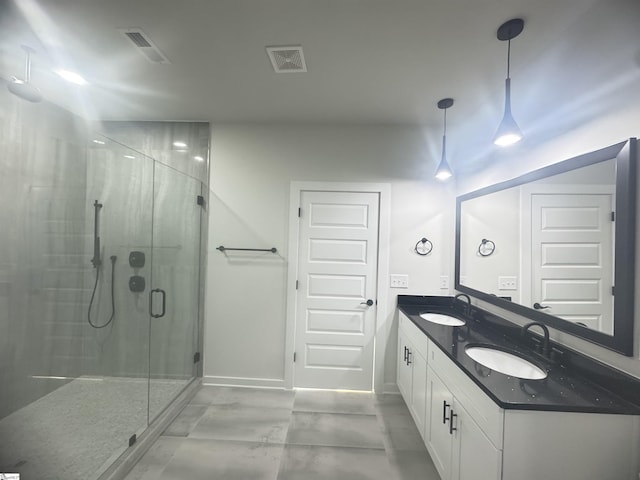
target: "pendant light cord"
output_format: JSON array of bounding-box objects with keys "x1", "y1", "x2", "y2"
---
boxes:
[
  {"x1": 441, "y1": 106, "x2": 448, "y2": 160},
  {"x1": 443, "y1": 108, "x2": 447, "y2": 136},
  {"x1": 506, "y1": 38, "x2": 511, "y2": 79}
]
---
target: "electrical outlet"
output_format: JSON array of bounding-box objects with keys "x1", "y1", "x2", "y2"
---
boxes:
[
  {"x1": 439, "y1": 276, "x2": 449, "y2": 289},
  {"x1": 390, "y1": 274, "x2": 409, "y2": 289},
  {"x1": 498, "y1": 276, "x2": 517, "y2": 290}
]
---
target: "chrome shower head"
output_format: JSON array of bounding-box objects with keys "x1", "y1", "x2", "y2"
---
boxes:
[
  {"x1": 7, "y1": 45, "x2": 42, "y2": 103},
  {"x1": 8, "y1": 77, "x2": 43, "y2": 102}
]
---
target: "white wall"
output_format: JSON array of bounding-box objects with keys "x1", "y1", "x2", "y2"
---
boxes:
[
  {"x1": 204, "y1": 124, "x2": 454, "y2": 391},
  {"x1": 456, "y1": 103, "x2": 640, "y2": 379},
  {"x1": 204, "y1": 102, "x2": 640, "y2": 388},
  {"x1": 459, "y1": 188, "x2": 520, "y2": 299}
]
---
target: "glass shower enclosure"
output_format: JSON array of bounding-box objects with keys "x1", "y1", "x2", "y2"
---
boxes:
[{"x1": 0, "y1": 123, "x2": 206, "y2": 480}]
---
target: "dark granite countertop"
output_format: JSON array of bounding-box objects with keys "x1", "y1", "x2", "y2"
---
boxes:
[{"x1": 398, "y1": 295, "x2": 640, "y2": 415}]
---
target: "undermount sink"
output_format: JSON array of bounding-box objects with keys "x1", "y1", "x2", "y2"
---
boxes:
[
  {"x1": 465, "y1": 345, "x2": 547, "y2": 380},
  {"x1": 419, "y1": 312, "x2": 466, "y2": 327}
]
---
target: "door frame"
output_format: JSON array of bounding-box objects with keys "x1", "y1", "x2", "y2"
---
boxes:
[{"x1": 284, "y1": 181, "x2": 391, "y2": 392}]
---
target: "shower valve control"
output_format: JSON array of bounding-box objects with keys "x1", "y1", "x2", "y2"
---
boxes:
[
  {"x1": 129, "y1": 251, "x2": 145, "y2": 268},
  {"x1": 129, "y1": 275, "x2": 146, "y2": 293}
]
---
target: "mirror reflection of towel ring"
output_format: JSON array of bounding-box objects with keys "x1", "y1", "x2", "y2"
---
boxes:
[
  {"x1": 478, "y1": 238, "x2": 496, "y2": 257},
  {"x1": 415, "y1": 237, "x2": 433, "y2": 256}
]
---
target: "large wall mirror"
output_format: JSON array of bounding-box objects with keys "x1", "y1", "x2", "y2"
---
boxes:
[{"x1": 455, "y1": 139, "x2": 637, "y2": 355}]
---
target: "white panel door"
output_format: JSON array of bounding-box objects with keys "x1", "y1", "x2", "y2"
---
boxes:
[
  {"x1": 531, "y1": 194, "x2": 614, "y2": 333},
  {"x1": 294, "y1": 191, "x2": 379, "y2": 390}
]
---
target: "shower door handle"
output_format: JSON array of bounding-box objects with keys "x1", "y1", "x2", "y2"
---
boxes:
[{"x1": 150, "y1": 288, "x2": 167, "y2": 318}]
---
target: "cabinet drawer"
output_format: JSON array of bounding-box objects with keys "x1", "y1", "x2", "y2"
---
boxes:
[
  {"x1": 399, "y1": 312, "x2": 429, "y2": 359},
  {"x1": 428, "y1": 339, "x2": 504, "y2": 449}
]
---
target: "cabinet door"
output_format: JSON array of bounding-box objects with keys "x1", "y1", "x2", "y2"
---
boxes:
[
  {"x1": 409, "y1": 349, "x2": 427, "y2": 439},
  {"x1": 425, "y1": 366, "x2": 454, "y2": 480},
  {"x1": 397, "y1": 328, "x2": 412, "y2": 403},
  {"x1": 451, "y1": 400, "x2": 502, "y2": 480}
]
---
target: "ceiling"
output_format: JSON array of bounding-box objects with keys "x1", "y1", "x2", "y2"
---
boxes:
[{"x1": 1, "y1": 0, "x2": 639, "y2": 160}]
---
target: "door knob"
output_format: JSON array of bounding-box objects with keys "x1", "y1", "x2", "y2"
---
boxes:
[
  {"x1": 533, "y1": 302, "x2": 550, "y2": 310},
  {"x1": 360, "y1": 299, "x2": 374, "y2": 306}
]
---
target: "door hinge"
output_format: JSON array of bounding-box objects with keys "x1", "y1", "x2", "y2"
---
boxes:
[
  {"x1": 293, "y1": 352, "x2": 297, "y2": 362},
  {"x1": 296, "y1": 280, "x2": 299, "y2": 290},
  {"x1": 298, "y1": 207, "x2": 301, "y2": 218},
  {"x1": 197, "y1": 195, "x2": 206, "y2": 208},
  {"x1": 612, "y1": 286, "x2": 615, "y2": 296},
  {"x1": 611, "y1": 211, "x2": 615, "y2": 222},
  {"x1": 193, "y1": 352, "x2": 201, "y2": 364},
  {"x1": 129, "y1": 434, "x2": 137, "y2": 447}
]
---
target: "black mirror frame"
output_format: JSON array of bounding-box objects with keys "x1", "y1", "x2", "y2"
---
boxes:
[{"x1": 455, "y1": 138, "x2": 637, "y2": 356}]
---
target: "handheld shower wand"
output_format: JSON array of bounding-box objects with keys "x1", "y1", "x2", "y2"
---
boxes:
[
  {"x1": 88, "y1": 199, "x2": 117, "y2": 328},
  {"x1": 91, "y1": 200, "x2": 102, "y2": 268}
]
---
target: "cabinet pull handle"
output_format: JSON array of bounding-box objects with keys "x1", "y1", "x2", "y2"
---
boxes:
[
  {"x1": 403, "y1": 346, "x2": 408, "y2": 362},
  {"x1": 442, "y1": 401, "x2": 450, "y2": 423},
  {"x1": 406, "y1": 349, "x2": 412, "y2": 365},
  {"x1": 449, "y1": 411, "x2": 458, "y2": 434}
]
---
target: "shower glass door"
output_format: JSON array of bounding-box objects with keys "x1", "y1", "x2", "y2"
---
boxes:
[
  {"x1": 148, "y1": 162, "x2": 202, "y2": 423},
  {"x1": 78, "y1": 137, "x2": 154, "y2": 478}
]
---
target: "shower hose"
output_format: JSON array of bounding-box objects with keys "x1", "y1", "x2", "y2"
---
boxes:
[{"x1": 87, "y1": 255, "x2": 117, "y2": 328}]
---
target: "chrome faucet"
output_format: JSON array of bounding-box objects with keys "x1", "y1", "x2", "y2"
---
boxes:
[
  {"x1": 453, "y1": 293, "x2": 471, "y2": 317},
  {"x1": 522, "y1": 322, "x2": 550, "y2": 357}
]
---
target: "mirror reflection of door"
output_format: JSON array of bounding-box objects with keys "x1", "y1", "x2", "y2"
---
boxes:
[
  {"x1": 460, "y1": 158, "x2": 617, "y2": 335},
  {"x1": 456, "y1": 141, "x2": 636, "y2": 355},
  {"x1": 526, "y1": 192, "x2": 614, "y2": 334}
]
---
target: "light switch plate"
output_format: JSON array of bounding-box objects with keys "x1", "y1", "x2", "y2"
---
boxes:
[
  {"x1": 390, "y1": 274, "x2": 409, "y2": 289},
  {"x1": 498, "y1": 276, "x2": 517, "y2": 290}
]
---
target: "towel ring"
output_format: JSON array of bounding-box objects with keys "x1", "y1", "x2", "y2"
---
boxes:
[
  {"x1": 478, "y1": 239, "x2": 496, "y2": 257},
  {"x1": 415, "y1": 237, "x2": 433, "y2": 256}
]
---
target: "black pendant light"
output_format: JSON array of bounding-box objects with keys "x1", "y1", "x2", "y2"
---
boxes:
[
  {"x1": 435, "y1": 98, "x2": 454, "y2": 181},
  {"x1": 494, "y1": 18, "x2": 524, "y2": 146}
]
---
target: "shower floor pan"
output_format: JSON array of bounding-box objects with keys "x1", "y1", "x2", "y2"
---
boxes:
[{"x1": 0, "y1": 376, "x2": 188, "y2": 480}]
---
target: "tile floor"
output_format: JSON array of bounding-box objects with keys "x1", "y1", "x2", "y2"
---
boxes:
[{"x1": 124, "y1": 386, "x2": 440, "y2": 480}]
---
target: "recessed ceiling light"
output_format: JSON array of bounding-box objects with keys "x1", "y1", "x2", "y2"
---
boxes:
[
  {"x1": 92, "y1": 139, "x2": 105, "y2": 145},
  {"x1": 124, "y1": 154, "x2": 135, "y2": 159},
  {"x1": 173, "y1": 141, "x2": 188, "y2": 148},
  {"x1": 55, "y1": 69, "x2": 88, "y2": 85},
  {"x1": 194, "y1": 156, "x2": 204, "y2": 162}
]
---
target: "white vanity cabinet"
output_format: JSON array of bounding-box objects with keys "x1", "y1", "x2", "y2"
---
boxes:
[
  {"x1": 425, "y1": 344, "x2": 502, "y2": 480},
  {"x1": 397, "y1": 311, "x2": 640, "y2": 480},
  {"x1": 397, "y1": 312, "x2": 428, "y2": 437}
]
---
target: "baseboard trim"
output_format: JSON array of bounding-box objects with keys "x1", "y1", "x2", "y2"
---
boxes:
[
  {"x1": 203, "y1": 375, "x2": 286, "y2": 389},
  {"x1": 382, "y1": 382, "x2": 400, "y2": 394}
]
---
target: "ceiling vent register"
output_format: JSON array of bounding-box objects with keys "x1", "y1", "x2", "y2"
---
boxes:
[
  {"x1": 119, "y1": 27, "x2": 171, "y2": 64},
  {"x1": 266, "y1": 46, "x2": 307, "y2": 73}
]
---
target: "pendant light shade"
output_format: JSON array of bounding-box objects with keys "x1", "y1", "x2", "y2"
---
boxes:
[
  {"x1": 435, "y1": 98, "x2": 454, "y2": 181},
  {"x1": 494, "y1": 18, "x2": 524, "y2": 147}
]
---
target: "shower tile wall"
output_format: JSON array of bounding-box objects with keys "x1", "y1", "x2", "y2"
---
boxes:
[
  {"x1": 99, "y1": 121, "x2": 210, "y2": 183},
  {"x1": 0, "y1": 85, "x2": 90, "y2": 418},
  {"x1": 83, "y1": 142, "x2": 154, "y2": 380}
]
